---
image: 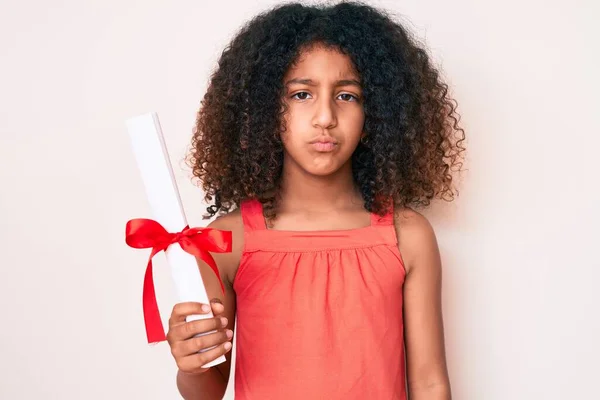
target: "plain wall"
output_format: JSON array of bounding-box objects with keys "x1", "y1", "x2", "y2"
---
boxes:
[{"x1": 1, "y1": 0, "x2": 599, "y2": 398}]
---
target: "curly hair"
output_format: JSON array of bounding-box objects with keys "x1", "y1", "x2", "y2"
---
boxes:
[{"x1": 187, "y1": 1, "x2": 466, "y2": 221}]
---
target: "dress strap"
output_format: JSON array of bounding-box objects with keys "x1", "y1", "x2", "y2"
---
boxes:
[
  {"x1": 370, "y1": 204, "x2": 395, "y2": 227},
  {"x1": 241, "y1": 199, "x2": 267, "y2": 231},
  {"x1": 370, "y1": 205, "x2": 398, "y2": 246}
]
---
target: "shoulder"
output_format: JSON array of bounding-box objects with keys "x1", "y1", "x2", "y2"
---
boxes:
[
  {"x1": 208, "y1": 207, "x2": 244, "y2": 233},
  {"x1": 392, "y1": 207, "x2": 440, "y2": 275},
  {"x1": 205, "y1": 208, "x2": 245, "y2": 285}
]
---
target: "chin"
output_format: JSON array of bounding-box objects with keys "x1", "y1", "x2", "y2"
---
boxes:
[
  {"x1": 304, "y1": 162, "x2": 343, "y2": 177},
  {"x1": 284, "y1": 150, "x2": 351, "y2": 177},
  {"x1": 307, "y1": 169, "x2": 337, "y2": 177}
]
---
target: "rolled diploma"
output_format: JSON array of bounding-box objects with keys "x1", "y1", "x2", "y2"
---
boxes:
[{"x1": 125, "y1": 112, "x2": 226, "y2": 368}]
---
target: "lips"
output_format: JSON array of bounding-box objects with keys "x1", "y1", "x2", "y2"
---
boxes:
[
  {"x1": 309, "y1": 136, "x2": 337, "y2": 144},
  {"x1": 309, "y1": 136, "x2": 338, "y2": 152},
  {"x1": 312, "y1": 142, "x2": 337, "y2": 152}
]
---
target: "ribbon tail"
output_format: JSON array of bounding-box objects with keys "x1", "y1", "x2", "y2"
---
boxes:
[
  {"x1": 143, "y1": 251, "x2": 167, "y2": 344},
  {"x1": 198, "y1": 250, "x2": 226, "y2": 294}
]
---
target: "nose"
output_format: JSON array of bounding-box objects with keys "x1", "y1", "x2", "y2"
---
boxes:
[{"x1": 312, "y1": 96, "x2": 337, "y2": 130}]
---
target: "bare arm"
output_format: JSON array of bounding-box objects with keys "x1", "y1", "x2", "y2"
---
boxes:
[
  {"x1": 174, "y1": 210, "x2": 244, "y2": 399},
  {"x1": 395, "y1": 209, "x2": 451, "y2": 400},
  {"x1": 176, "y1": 367, "x2": 228, "y2": 400}
]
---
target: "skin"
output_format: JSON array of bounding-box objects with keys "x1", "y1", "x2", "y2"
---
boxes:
[{"x1": 169, "y1": 44, "x2": 451, "y2": 400}]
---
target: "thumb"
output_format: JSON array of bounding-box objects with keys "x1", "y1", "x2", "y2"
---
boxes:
[{"x1": 209, "y1": 298, "x2": 225, "y2": 314}]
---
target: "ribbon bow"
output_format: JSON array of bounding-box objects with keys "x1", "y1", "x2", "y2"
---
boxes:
[{"x1": 125, "y1": 218, "x2": 232, "y2": 344}]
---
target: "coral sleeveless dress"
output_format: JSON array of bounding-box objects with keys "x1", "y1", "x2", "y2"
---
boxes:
[{"x1": 232, "y1": 199, "x2": 407, "y2": 399}]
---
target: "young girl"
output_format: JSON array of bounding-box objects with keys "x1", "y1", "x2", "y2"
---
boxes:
[{"x1": 167, "y1": 2, "x2": 464, "y2": 399}]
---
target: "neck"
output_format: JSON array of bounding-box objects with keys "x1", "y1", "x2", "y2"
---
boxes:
[{"x1": 278, "y1": 159, "x2": 361, "y2": 213}]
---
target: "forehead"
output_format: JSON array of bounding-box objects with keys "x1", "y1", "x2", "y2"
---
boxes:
[{"x1": 284, "y1": 44, "x2": 359, "y2": 80}]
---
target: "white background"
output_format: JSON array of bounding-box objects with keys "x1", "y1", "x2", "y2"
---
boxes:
[{"x1": 1, "y1": 0, "x2": 598, "y2": 399}]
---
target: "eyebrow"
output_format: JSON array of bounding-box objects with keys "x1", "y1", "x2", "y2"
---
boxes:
[{"x1": 284, "y1": 78, "x2": 362, "y2": 88}]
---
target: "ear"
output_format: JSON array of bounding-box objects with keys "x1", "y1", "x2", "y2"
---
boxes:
[{"x1": 360, "y1": 132, "x2": 369, "y2": 146}]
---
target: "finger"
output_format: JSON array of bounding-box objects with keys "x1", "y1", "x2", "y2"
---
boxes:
[
  {"x1": 169, "y1": 302, "x2": 211, "y2": 326},
  {"x1": 177, "y1": 341, "x2": 233, "y2": 372},
  {"x1": 169, "y1": 316, "x2": 228, "y2": 342},
  {"x1": 172, "y1": 329, "x2": 233, "y2": 358},
  {"x1": 210, "y1": 301, "x2": 225, "y2": 316}
]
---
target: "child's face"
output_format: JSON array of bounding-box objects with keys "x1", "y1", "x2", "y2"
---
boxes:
[{"x1": 281, "y1": 44, "x2": 365, "y2": 177}]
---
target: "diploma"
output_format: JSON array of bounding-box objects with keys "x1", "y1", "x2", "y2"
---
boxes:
[{"x1": 125, "y1": 111, "x2": 228, "y2": 368}]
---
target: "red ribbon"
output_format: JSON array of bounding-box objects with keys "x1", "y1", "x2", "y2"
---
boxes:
[{"x1": 125, "y1": 218, "x2": 232, "y2": 344}]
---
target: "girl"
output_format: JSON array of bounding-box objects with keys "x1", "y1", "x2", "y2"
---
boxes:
[{"x1": 167, "y1": 2, "x2": 465, "y2": 399}]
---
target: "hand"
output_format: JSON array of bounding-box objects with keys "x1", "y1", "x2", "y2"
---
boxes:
[{"x1": 166, "y1": 299, "x2": 233, "y2": 375}]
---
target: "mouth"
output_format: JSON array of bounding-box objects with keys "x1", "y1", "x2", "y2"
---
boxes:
[
  {"x1": 309, "y1": 137, "x2": 338, "y2": 153},
  {"x1": 311, "y1": 142, "x2": 337, "y2": 152}
]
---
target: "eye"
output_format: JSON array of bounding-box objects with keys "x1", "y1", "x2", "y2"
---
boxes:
[
  {"x1": 291, "y1": 91, "x2": 312, "y2": 100},
  {"x1": 338, "y1": 93, "x2": 359, "y2": 102}
]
